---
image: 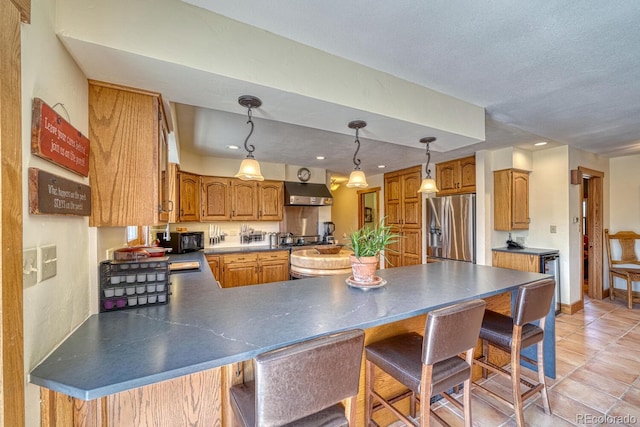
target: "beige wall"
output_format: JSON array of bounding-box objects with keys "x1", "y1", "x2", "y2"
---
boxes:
[{"x1": 22, "y1": 0, "x2": 91, "y2": 424}]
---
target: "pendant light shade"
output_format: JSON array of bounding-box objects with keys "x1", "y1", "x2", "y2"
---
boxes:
[
  {"x1": 235, "y1": 95, "x2": 265, "y2": 181},
  {"x1": 346, "y1": 120, "x2": 368, "y2": 189},
  {"x1": 347, "y1": 170, "x2": 368, "y2": 188},
  {"x1": 235, "y1": 157, "x2": 264, "y2": 181},
  {"x1": 417, "y1": 137, "x2": 439, "y2": 194}
]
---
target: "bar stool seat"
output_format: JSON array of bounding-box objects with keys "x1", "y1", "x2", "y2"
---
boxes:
[
  {"x1": 365, "y1": 299, "x2": 486, "y2": 427},
  {"x1": 230, "y1": 329, "x2": 364, "y2": 427},
  {"x1": 473, "y1": 278, "x2": 555, "y2": 427}
]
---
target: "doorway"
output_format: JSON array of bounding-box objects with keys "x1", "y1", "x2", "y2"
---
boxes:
[
  {"x1": 577, "y1": 167, "x2": 604, "y2": 301},
  {"x1": 357, "y1": 187, "x2": 380, "y2": 229}
]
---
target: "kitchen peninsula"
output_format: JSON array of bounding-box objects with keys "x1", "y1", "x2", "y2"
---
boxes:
[{"x1": 31, "y1": 253, "x2": 553, "y2": 426}]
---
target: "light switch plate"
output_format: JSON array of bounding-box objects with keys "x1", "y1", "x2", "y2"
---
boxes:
[
  {"x1": 23, "y1": 248, "x2": 38, "y2": 287},
  {"x1": 550, "y1": 225, "x2": 557, "y2": 233},
  {"x1": 38, "y1": 244, "x2": 57, "y2": 282}
]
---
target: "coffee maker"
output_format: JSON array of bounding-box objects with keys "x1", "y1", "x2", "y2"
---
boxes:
[{"x1": 323, "y1": 222, "x2": 336, "y2": 244}]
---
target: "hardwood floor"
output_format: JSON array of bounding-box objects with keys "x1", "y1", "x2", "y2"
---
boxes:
[{"x1": 389, "y1": 295, "x2": 640, "y2": 426}]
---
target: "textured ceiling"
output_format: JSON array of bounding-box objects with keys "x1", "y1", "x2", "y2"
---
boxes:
[
  {"x1": 57, "y1": 0, "x2": 640, "y2": 180},
  {"x1": 182, "y1": 0, "x2": 640, "y2": 160}
]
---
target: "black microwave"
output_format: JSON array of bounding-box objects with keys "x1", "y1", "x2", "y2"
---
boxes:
[{"x1": 156, "y1": 231, "x2": 204, "y2": 254}]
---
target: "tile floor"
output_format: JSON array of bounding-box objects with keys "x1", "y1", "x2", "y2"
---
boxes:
[{"x1": 391, "y1": 295, "x2": 640, "y2": 426}]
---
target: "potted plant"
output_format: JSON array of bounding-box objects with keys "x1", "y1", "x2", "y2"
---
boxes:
[{"x1": 348, "y1": 218, "x2": 400, "y2": 283}]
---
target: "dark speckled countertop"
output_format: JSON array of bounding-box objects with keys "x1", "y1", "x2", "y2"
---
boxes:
[
  {"x1": 29, "y1": 252, "x2": 549, "y2": 400},
  {"x1": 492, "y1": 247, "x2": 559, "y2": 256}
]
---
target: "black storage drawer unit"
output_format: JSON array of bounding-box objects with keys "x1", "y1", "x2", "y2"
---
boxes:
[{"x1": 99, "y1": 257, "x2": 170, "y2": 312}]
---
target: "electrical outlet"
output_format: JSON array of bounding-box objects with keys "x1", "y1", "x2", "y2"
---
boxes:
[
  {"x1": 550, "y1": 225, "x2": 557, "y2": 234},
  {"x1": 23, "y1": 248, "x2": 38, "y2": 287},
  {"x1": 38, "y1": 244, "x2": 57, "y2": 282}
]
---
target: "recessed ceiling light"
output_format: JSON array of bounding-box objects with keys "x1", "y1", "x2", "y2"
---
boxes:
[
  {"x1": 316, "y1": 156, "x2": 325, "y2": 160},
  {"x1": 377, "y1": 165, "x2": 386, "y2": 168},
  {"x1": 534, "y1": 141, "x2": 548, "y2": 146},
  {"x1": 226, "y1": 145, "x2": 240, "y2": 150}
]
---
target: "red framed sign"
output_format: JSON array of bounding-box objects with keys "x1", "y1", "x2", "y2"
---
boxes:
[{"x1": 31, "y1": 98, "x2": 90, "y2": 176}]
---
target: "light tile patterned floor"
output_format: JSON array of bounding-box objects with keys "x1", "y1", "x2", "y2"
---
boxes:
[{"x1": 389, "y1": 296, "x2": 640, "y2": 426}]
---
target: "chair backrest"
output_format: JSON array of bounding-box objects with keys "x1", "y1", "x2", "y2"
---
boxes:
[
  {"x1": 605, "y1": 229, "x2": 640, "y2": 267},
  {"x1": 422, "y1": 299, "x2": 486, "y2": 365},
  {"x1": 254, "y1": 329, "x2": 365, "y2": 426},
  {"x1": 512, "y1": 279, "x2": 556, "y2": 326}
]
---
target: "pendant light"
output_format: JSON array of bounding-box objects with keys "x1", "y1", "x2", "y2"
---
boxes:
[
  {"x1": 346, "y1": 120, "x2": 368, "y2": 188},
  {"x1": 417, "y1": 137, "x2": 439, "y2": 194},
  {"x1": 235, "y1": 95, "x2": 264, "y2": 181}
]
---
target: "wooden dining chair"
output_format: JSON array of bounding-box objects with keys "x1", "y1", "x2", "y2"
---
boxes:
[{"x1": 605, "y1": 229, "x2": 640, "y2": 309}]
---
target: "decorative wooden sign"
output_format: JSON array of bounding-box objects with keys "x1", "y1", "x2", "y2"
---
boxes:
[
  {"x1": 31, "y1": 97, "x2": 90, "y2": 176},
  {"x1": 29, "y1": 168, "x2": 91, "y2": 216}
]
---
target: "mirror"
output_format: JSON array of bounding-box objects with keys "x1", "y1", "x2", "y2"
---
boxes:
[{"x1": 358, "y1": 187, "x2": 380, "y2": 229}]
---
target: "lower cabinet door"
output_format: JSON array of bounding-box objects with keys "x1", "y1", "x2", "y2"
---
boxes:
[
  {"x1": 222, "y1": 262, "x2": 258, "y2": 287},
  {"x1": 260, "y1": 260, "x2": 290, "y2": 283}
]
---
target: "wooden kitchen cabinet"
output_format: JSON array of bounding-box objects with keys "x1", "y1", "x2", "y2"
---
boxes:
[
  {"x1": 258, "y1": 181, "x2": 283, "y2": 221},
  {"x1": 258, "y1": 251, "x2": 290, "y2": 283},
  {"x1": 221, "y1": 253, "x2": 259, "y2": 288},
  {"x1": 231, "y1": 180, "x2": 258, "y2": 221},
  {"x1": 177, "y1": 170, "x2": 200, "y2": 222},
  {"x1": 201, "y1": 177, "x2": 231, "y2": 221},
  {"x1": 88, "y1": 81, "x2": 172, "y2": 226},
  {"x1": 206, "y1": 254, "x2": 221, "y2": 282},
  {"x1": 201, "y1": 178, "x2": 282, "y2": 221},
  {"x1": 384, "y1": 165, "x2": 422, "y2": 268},
  {"x1": 494, "y1": 169, "x2": 530, "y2": 230},
  {"x1": 220, "y1": 251, "x2": 290, "y2": 287},
  {"x1": 435, "y1": 155, "x2": 476, "y2": 196}
]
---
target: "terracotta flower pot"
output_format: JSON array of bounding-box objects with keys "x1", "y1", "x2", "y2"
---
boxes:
[{"x1": 349, "y1": 254, "x2": 379, "y2": 283}]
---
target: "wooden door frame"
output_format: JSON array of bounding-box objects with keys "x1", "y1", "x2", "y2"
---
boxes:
[
  {"x1": 1, "y1": 1, "x2": 28, "y2": 425},
  {"x1": 357, "y1": 187, "x2": 380, "y2": 229},
  {"x1": 577, "y1": 166, "x2": 604, "y2": 302}
]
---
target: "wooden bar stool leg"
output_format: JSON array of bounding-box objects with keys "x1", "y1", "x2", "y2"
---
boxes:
[
  {"x1": 365, "y1": 359, "x2": 374, "y2": 423},
  {"x1": 463, "y1": 349, "x2": 473, "y2": 427},
  {"x1": 420, "y1": 365, "x2": 434, "y2": 427},
  {"x1": 537, "y1": 339, "x2": 551, "y2": 415},
  {"x1": 481, "y1": 339, "x2": 489, "y2": 379},
  {"x1": 627, "y1": 276, "x2": 633, "y2": 309},
  {"x1": 511, "y1": 327, "x2": 525, "y2": 427}
]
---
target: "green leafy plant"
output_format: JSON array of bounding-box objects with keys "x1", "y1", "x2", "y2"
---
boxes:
[{"x1": 348, "y1": 218, "x2": 401, "y2": 262}]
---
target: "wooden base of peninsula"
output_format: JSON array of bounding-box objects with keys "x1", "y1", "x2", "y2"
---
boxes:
[{"x1": 41, "y1": 293, "x2": 510, "y2": 427}]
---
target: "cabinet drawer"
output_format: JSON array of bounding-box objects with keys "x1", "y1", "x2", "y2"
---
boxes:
[
  {"x1": 223, "y1": 253, "x2": 258, "y2": 263},
  {"x1": 258, "y1": 251, "x2": 290, "y2": 261}
]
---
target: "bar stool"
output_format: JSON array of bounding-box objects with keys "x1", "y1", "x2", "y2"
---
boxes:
[
  {"x1": 365, "y1": 299, "x2": 486, "y2": 426},
  {"x1": 472, "y1": 278, "x2": 555, "y2": 427},
  {"x1": 229, "y1": 329, "x2": 364, "y2": 427}
]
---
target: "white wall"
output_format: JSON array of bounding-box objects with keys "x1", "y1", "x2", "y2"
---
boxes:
[
  {"x1": 529, "y1": 146, "x2": 571, "y2": 307},
  {"x1": 22, "y1": 0, "x2": 91, "y2": 424},
  {"x1": 608, "y1": 154, "x2": 640, "y2": 292},
  {"x1": 610, "y1": 154, "x2": 640, "y2": 229}
]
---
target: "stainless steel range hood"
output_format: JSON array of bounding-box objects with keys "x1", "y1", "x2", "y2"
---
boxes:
[{"x1": 284, "y1": 182, "x2": 333, "y2": 206}]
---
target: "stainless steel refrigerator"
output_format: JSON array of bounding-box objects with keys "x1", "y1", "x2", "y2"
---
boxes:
[{"x1": 426, "y1": 194, "x2": 476, "y2": 262}]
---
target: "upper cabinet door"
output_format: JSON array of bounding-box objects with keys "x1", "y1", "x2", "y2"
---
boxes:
[
  {"x1": 231, "y1": 180, "x2": 258, "y2": 220},
  {"x1": 89, "y1": 81, "x2": 166, "y2": 226},
  {"x1": 177, "y1": 171, "x2": 200, "y2": 222},
  {"x1": 258, "y1": 181, "x2": 283, "y2": 221},
  {"x1": 493, "y1": 169, "x2": 530, "y2": 231},
  {"x1": 435, "y1": 155, "x2": 476, "y2": 196},
  {"x1": 436, "y1": 161, "x2": 460, "y2": 195},
  {"x1": 201, "y1": 177, "x2": 231, "y2": 221},
  {"x1": 458, "y1": 156, "x2": 476, "y2": 193},
  {"x1": 384, "y1": 175, "x2": 401, "y2": 226}
]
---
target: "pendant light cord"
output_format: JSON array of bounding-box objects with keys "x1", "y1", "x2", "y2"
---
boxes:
[
  {"x1": 352, "y1": 127, "x2": 362, "y2": 169},
  {"x1": 243, "y1": 107, "x2": 256, "y2": 158}
]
